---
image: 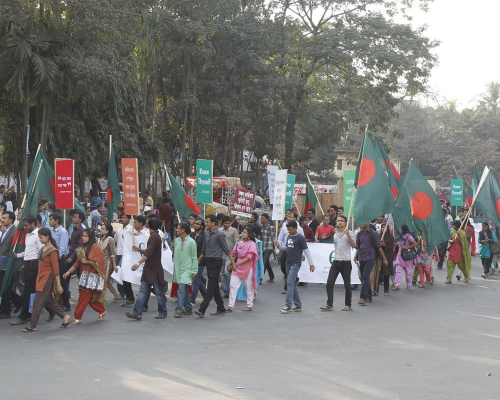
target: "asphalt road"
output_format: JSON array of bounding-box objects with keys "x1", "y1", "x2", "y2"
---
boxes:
[{"x1": 1, "y1": 257, "x2": 499, "y2": 400}]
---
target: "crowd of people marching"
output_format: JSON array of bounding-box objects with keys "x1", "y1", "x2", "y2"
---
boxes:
[{"x1": 0, "y1": 188, "x2": 493, "y2": 332}]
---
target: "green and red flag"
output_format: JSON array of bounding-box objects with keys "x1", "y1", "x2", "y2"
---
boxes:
[
  {"x1": 393, "y1": 185, "x2": 418, "y2": 240},
  {"x1": 303, "y1": 175, "x2": 319, "y2": 215},
  {"x1": 374, "y1": 137, "x2": 401, "y2": 184},
  {"x1": 388, "y1": 159, "x2": 399, "y2": 199},
  {"x1": 353, "y1": 133, "x2": 395, "y2": 225},
  {"x1": 353, "y1": 133, "x2": 365, "y2": 187},
  {"x1": 473, "y1": 163, "x2": 481, "y2": 192},
  {"x1": 107, "y1": 138, "x2": 121, "y2": 221},
  {"x1": 473, "y1": 168, "x2": 500, "y2": 227},
  {"x1": 465, "y1": 185, "x2": 473, "y2": 208},
  {"x1": 399, "y1": 162, "x2": 449, "y2": 251},
  {"x1": 168, "y1": 171, "x2": 201, "y2": 220}
]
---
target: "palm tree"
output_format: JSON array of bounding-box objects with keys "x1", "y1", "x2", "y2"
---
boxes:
[
  {"x1": 479, "y1": 81, "x2": 500, "y2": 116},
  {"x1": 1, "y1": 19, "x2": 59, "y2": 194}
]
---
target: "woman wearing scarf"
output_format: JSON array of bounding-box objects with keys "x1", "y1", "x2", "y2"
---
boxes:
[
  {"x1": 236, "y1": 223, "x2": 264, "y2": 302},
  {"x1": 22, "y1": 228, "x2": 71, "y2": 332},
  {"x1": 393, "y1": 224, "x2": 419, "y2": 291},
  {"x1": 446, "y1": 220, "x2": 471, "y2": 284},
  {"x1": 479, "y1": 221, "x2": 497, "y2": 279},
  {"x1": 63, "y1": 228, "x2": 107, "y2": 324},
  {"x1": 100, "y1": 223, "x2": 120, "y2": 302},
  {"x1": 416, "y1": 237, "x2": 435, "y2": 288},
  {"x1": 227, "y1": 228, "x2": 259, "y2": 312},
  {"x1": 377, "y1": 222, "x2": 395, "y2": 296}
]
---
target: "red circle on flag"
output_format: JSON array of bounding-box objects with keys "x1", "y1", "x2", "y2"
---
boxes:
[
  {"x1": 496, "y1": 199, "x2": 500, "y2": 218},
  {"x1": 411, "y1": 192, "x2": 433, "y2": 219},
  {"x1": 358, "y1": 158, "x2": 376, "y2": 187},
  {"x1": 185, "y1": 195, "x2": 202, "y2": 214},
  {"x1": 391, "y1": 186, "x2": 399, "y2": 199},
  {"x1": 466, "y1": 196, "x2": 472, "y2": 207}
]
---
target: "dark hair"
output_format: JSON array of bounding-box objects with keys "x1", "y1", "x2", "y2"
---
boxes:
[
  {"x1": 9, "y1": 193, "x2": 18, "y2": 209},
  {"x1": 330, "y1": 205, "x2": 338, "y2": 211},
  {"x1": 195, "y1": 217, "x2": 205, "y2": 228},
  {"x1": 23, "y1": 215, "x2": 37, "y2": 225},
  {"x1": 163, "y1": 197, "x2": 171, "y2": 204},
  {"x1": 206, "y1": 214, "x2": 217, "y2": 223},
  {"x1": 246, "y1": 223, "x2": 256, "y2": 232},
  {"x1": 0, "y1": 185, "x2": 4, "y2": 189},
  {"x1": 36, "y1": 213, "x2": 42, "y2": 224},
  {"x1": 322, "y1": 214, "x2": 329, "y2": 220},
  {"x1": 307, "y1": 208, "x2": 316, "y2": 215},
  {"x1": 286, "y1": 208, "x2": 294, "y2": 213},
  {"x1": 122, "y1": 214, "x2": 131, "y2": 220},
  {"x1": 83, "y1": 228, "x2": 96, "y2": 258},
  {"x1": 70, "y1": 210, "x2": 85, "y2": 222},
  {"x1": 401, "y1": 224, "x2": 410, "y2": 235},
  {"x1": 291, "y1": 211, "x2": 298, "y2": 219},
  {"x1": 217, "y1": 214, "x2": 224, "y2": 222},
  {"x1": 38, "y1": 227, "x2": 58, "y2": 249},
  {"x1": 482, "y1": 221, "x2": 490, "y2": 230},
  {"x1": 222, "y1": 216, "x2": 231, "y2": 223},
  {"x1": 299, "y1": 215, "x2": 308, "y2": 224},
  {"x1": 50, "y1": 212, "x2": 63, "y2": 225},
  {"x1": 179, "y1": 222, "x2": 191, "y2": 235},
  {"x1": 148, "y1": 218, "x2": 161, "y2": 230},
  {"x1": 189, "y1": 213, "x2": 198, "y2": 220},
  {"x1": 38, "y1": 200, "x2": 47, "y2": 207},
  {"x1": 145, "y1": 191, "x2": 150, "y2": 195},
  {"x1": 4, "y1": 211, "x2": 15, "y2": 223},
  {"x1": 338, "y1": 207, "x2": 344, "y2": 211},
  {"x1": 243, "y1": 227, "x2": 256, "y2": 242},
  {"x1": 146, "y1": 214, "x2": 159, "y2": 220},
  {"x1": 286, "y1": 220, "x2": 298, "y2": 229},
  {"x1": 452, "y1": 220, "x2": 461, "y2": 229},
  {"x1": 102, "y1": 223, "x2": 114, "y2": 237},
  {"x1": 261, "y1": 213, "x2": 270, "y2": 220},
  {"x1": 251, "y1": 212, "x2": 259, "y2": 220},
  {"x1": 89, "y1": 189, "x2": 96, "y2": 197},
  {"x1": 337, "y1": 215, "x2": 347, "y2": 223},
  {"x1": 135, "y1": 215, "x2": 146, "y2": 225}
]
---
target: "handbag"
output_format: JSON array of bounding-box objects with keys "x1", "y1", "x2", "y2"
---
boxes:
[
  {"x1": 490, "y1": 242, "x2": 500, "y2": 255},
  {"x1": 78, "y1": 270, "x2": 105, "y2": 292},
  {"x1": 401, "y1": 236, "x2": 417, "y2": 261}
]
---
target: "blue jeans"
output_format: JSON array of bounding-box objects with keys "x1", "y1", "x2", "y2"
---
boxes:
[
  {"x1": 220, "y1": 255, "x2": 231, "y2": 296},
  {"x1": 359, "y1": 259, "x2": 375, "y2": 301},
  {"x1": 285, "y1": 264, "x2": 302, "y2": 309},
  {"x1": 132, "y1": 277, "x2": 167, "y2": 317},
  {"x1": 176, "y1": 283, "x2": 192, "y2": 313},
  {"x1": 190, "y1": 265, "x2": 207, "y2": 303}
]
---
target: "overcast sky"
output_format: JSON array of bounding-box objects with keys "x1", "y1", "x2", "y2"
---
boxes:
[{"x1": 409, "y1": 0, "x2": 499, "y2": 108}]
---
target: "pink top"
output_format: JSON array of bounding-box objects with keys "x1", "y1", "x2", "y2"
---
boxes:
[
  {"x1": 231, "y1": 240, "x2": 259, "y2": 291},
  {"x1": 396, "y1": 233, "x2": 420, "y2": 267}
]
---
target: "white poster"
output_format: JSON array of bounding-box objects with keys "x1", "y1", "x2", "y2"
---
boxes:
[
  {"x1": 161, "y1": 237, "x2": 174, "y2": 274},
  {"x1": 298, "y1": 243, "x2": 361, "y2": 284},
  {"x1": 111, "y1": 266, "x2": 123, "y2": 285},
  {"x1": 272, "y1": 169, "x2": 287, "y2": 221},
  {"x1": 121, "y1": 231, "x2": 149, "y2": 285},
  {"x1": 267, "y1": 165, "x2": 279, "y2": 204}
]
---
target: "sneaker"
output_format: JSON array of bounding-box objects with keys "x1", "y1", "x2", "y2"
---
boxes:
[
  {"x1": 190, "y1": 302, "x2": 196, "y2": 307},
  {"x1": 291, "y1": 306, "x2": 302, "y2": 312},
  {"x1": 155, "y1": 313, "x2": 167, "y2": 319},
  {"x1": 194, "y1": 310, "x2": 204, "y2": 318},
  {"x1": 281, "y1": 290, "x2": 287, "y2": 294},
  {"x1": 125, "y1": 312, "x2": 142, "y2": 321},
  {"x1": 280, "y1": 307, "x2": 292, "y2": 314},
  {"x1": 142, "y1": 306, "x2": 148, "y2": 312},
  {"x1": 481, "y1": 273, "x2": 488, "y2": 279}
]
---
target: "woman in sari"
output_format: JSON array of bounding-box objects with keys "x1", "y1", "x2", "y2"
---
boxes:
[
  {"x1": 100, "y1": 223, "x2": 120, "y2": 302},
  {"x1": 63, "y1": 228, "x2": 107, "y2": 324},
  {"x1": 23, "y1": 228, "x2": 71, "y2": 332},
  {"x1": 446, "y1": 220, "x2": 471, "y2": 284},
  {"x1": 227, "y1": 228, "x2": 259, "y2": 312}
]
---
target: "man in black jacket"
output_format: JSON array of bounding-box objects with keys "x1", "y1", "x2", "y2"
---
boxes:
[
  {"x1": 306, "y1": 208, "x2": 320, "y2": 235},
  {"x1": 0, "y1": 212, "x2": 19, "y2": 319}
]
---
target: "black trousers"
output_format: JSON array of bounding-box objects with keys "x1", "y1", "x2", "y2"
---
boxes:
[
  {"x1": 198, "y1": 258, "x2": 225, "y2": 314},
  {"x1": 326, "y1": 260, "x2": 352, "y2": 307},
  {"x1": 19, "y1": 260, "x2": 38, "y2": 320},
  {"x1": 437, "y1": 242, "x2": 447, "y2": 268},
  {"x1": 58, "y1": 258, "x2": 71, "y2": 308},
  {"x1": 280, "y1": 251, "x2": 287, "y2": 290},
  {"x1": 262, "y1": 250, "x2": 274, "y2": 280},
  {"x1": 481, "y1": 257, "x2": 493, "y2": 274},
  {"x1": 123, "y1": 281, "x2": 135, "y2": 302},
  {"x1": 0, "y1": 270, "x2": 23, "y2": 315}
]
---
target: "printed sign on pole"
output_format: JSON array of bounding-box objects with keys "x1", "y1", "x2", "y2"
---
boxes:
[
  {"x1": 272, "y1": 169, "x2": 288, "y2": 221},
  {"x1": 267, "y1": 165, "x2": 279, "y2": 204},
  {"x1": 343, "y1": 170, "x2": 356, "y2": 212},
  {"x1": 121, "y1": 158, "x2": 140, "y2": 215},
  {"x1": 230, "y1": 189, "x2": 256, "y2": 217},
  {"x1": 196, "y1": 159, "x2": 213, "y2": 203},
  {"x1": 284, "y1": 174, "x2": 295, "y2": 211},
  {"x1": 54, "y1": 158, "x2": 75, "y2": 209},
  {"x1": 450, "y1": 179, "x2": 463, "y2": 207}
]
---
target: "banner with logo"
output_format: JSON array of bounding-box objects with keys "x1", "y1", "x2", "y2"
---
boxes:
[
  {"x1": 285, "y1": 174, "x2": 295, "y2": 211},
  {"x1": 272, "y1": 169, "x2": 287, "y2": 221},
  {"x1": 196, "y1": 159, "x2": 213, "y2": 203},
  {"x1": 121, "y1": 158, "x2": 140, "y2": 215},
  {"x1": 298, "y1": 242, "x2": 361, "y2": 284},
  {"x1": 54, "y1": 158, "x2": 75, "y2": 209}
]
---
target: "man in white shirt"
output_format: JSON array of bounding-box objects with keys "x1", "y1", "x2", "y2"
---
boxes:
[
  {"x1": 10, "y1": 215, "x2": 44, "y2": 325},
  {"x1": 277, "y1": 211, "x2": 303, "y2": 294},
  {"x1": 115, "y1": 214, "x2": 133, "y2": 299}
]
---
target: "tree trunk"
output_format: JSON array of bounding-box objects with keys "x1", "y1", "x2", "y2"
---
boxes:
[
  {"x1": 78, "y1": 173, "x2": 86, "y2": 202},
  {"x1": 12, "y1": 130, "x2": 21, "y2": 194},
  {"x1": 40, "y1": 103, "x2": 47, "y2": 153},
  {"x1": 181, "y1": 78, "x2": 190, "y2": 179},
  {"x1": 189, "y1": 78, "x2": 196, "y2": 173},
  {"x1": 21, "y1": 75, "x2": 30, "y2": 196}
]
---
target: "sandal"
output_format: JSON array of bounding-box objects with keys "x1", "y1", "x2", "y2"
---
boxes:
[
  {"x1": 320, "y1": 305, "x2": 333, "y2": 311},
  {"x1": 464, "y1": 278, "x2": 470, "y2": 283},
  {"x1": 71, "y1": 319, "x2": 82, "y2": 325},
  {"x1": 383, "y1": 292, "x2": 389, "y2": 296},
  {"x1": 112, "y1": 297, "x2": 120, "y2": 303},
  {"x1": 266, "y1": 279, "x2": 274, "y2": 283},
  {"x1": 445, "y1": 279, "x2": 452, "y2": 284},
  {"x1": 225, "y1": 307, "x2": 234, "y2": 312},
  {"x1": 60, "y1": 315, "x2": 71, "y2": 328},
  {"x1": 418, "y1": 285, "x2": 425, "y2": 288},
  {"x1": 120, "y1": 301, "x2": 134, "y2": 307},
  {"x1": 242, "y1": 307, "x2": 252, "y2": 311},
  {"x1": 341, "y1": 306, "x2": 352, "y2": 311},
  {"x1": 97, "y1": 311, "x2": 107, "y2": 321},
  {"x1": 358, "y1": 299, "x2": 366, "y2": 306},
  {"x1": 405, "y1": 286, "x2": 411, "y2": 290},
  {"x1": 392, "y1": 286, "x2": 400, "y2": 291},
  {"x1": 22, "y1": 327, "x2": 37, "y2": 332},
  {"x1": 430, "y1": 277, "x2": 434, "y2": 286},
  {"x1": 174, "y1": 312, "x2": 183, "y2": 318}
]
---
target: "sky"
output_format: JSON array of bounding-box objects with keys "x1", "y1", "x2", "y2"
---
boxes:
[{"x1": 409, "y1": 0, "x2": 500, "y2": 108}]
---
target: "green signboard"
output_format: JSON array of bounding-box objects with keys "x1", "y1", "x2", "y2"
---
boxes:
[
  {"x1": 450, "y1": 179, "x2": 463, "y2": 207},
  {"x1": 196, "y1": 159, "x2": 213, "y2": 203},
  {"x1": 343, "y1": 170, "x2": 356, "y2": 213},
  {"x1": 285, "y1": 174, "x2": 295, "y2": 211}
]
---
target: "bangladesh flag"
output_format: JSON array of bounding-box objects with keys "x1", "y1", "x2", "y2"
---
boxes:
[
  {"x1": 303, "y1": 176, "x2": 318, "y2": 215},
  {"x1": 107, "y1": 138, "x2": 121, "y2": 221},
  {"x1": 353, "y1": 133, "x2": 365, "y2": 187},
  {"x1": 473, "y1": 168, "x2": 500, "y2": 227},
  {"x1": 400, "y1": 162, "x2": 449, "y2": 251},
  {"x1": 388, "y1": 159, "x2": 399, "y2": 200},
  {"x1": 473, "y1": 163, "x2": 481, "y2": 192},
  {"x1": 168, "y1": 171, "x2": 201, "y2": 220},
  {"x1": 465, "y1": 185, "x2": 473, "y2": 208},
  {"x1": 374, "y1": 137, "x2": 401, "y2": 184},
  {"x1": 353, "y1": 133, "x2": 395, "y2": 225},
  {"x1": 393, "y1": 185, "x2": 418, "y2": 240}
]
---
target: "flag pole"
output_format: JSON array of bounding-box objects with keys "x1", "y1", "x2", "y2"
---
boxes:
[
  {"x1": 346, "y1": 187, "x2": 356, "y2": 231},
  {"x1": 109, "y1": 135, "x2": 112, "y2": 159},
  {"x1": 380, "y1": 214, "x2": 391, "y2": 241},
  {"x1": 306, "y1": 173, "x2": 325, "y2": 215},
  {"x1": 460, "y1": 167, "x2": 491, "y2": 230}
]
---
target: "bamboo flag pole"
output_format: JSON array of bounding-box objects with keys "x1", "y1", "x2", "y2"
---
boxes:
[
  {"x1": 346, "y1": 187, "x2": 356, "y2": 231},
  {"x1": 460, "y1": 167, "x2": 491, "y2": 231},
  {"x1": 306, "y1": 173, "x2": 325, "y2": 216},
  {"x1": 380, "y1": 214, "x2": 391, "y2": 241}
]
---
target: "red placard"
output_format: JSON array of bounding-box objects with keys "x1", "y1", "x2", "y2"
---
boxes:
[
  {"x1": 54, "y1": 158, "x2": 75, "y2": 209},
  {"x1": 230, "y1": 189, "x2": 256, "y2": 217},
  {"x1": 121, "y1": 158, "x2": 140, "y2": 215}
]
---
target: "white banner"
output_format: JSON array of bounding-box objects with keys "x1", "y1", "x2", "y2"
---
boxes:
[
  {"x1": 161, "y1": 237, "x2": 174, "y2": 274},
  {"x1": 267, "y1": 165, "x2": 279, "y2": 204},
  {"x1": 121, "y1": 231, "x2": 149, "y2": 285},
  {"x1": 272, "y1": 169, "x2": 287, "y2": 221},
  {"x1": 298, "y1": 243, "x2": 361, "y2": 284}
]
